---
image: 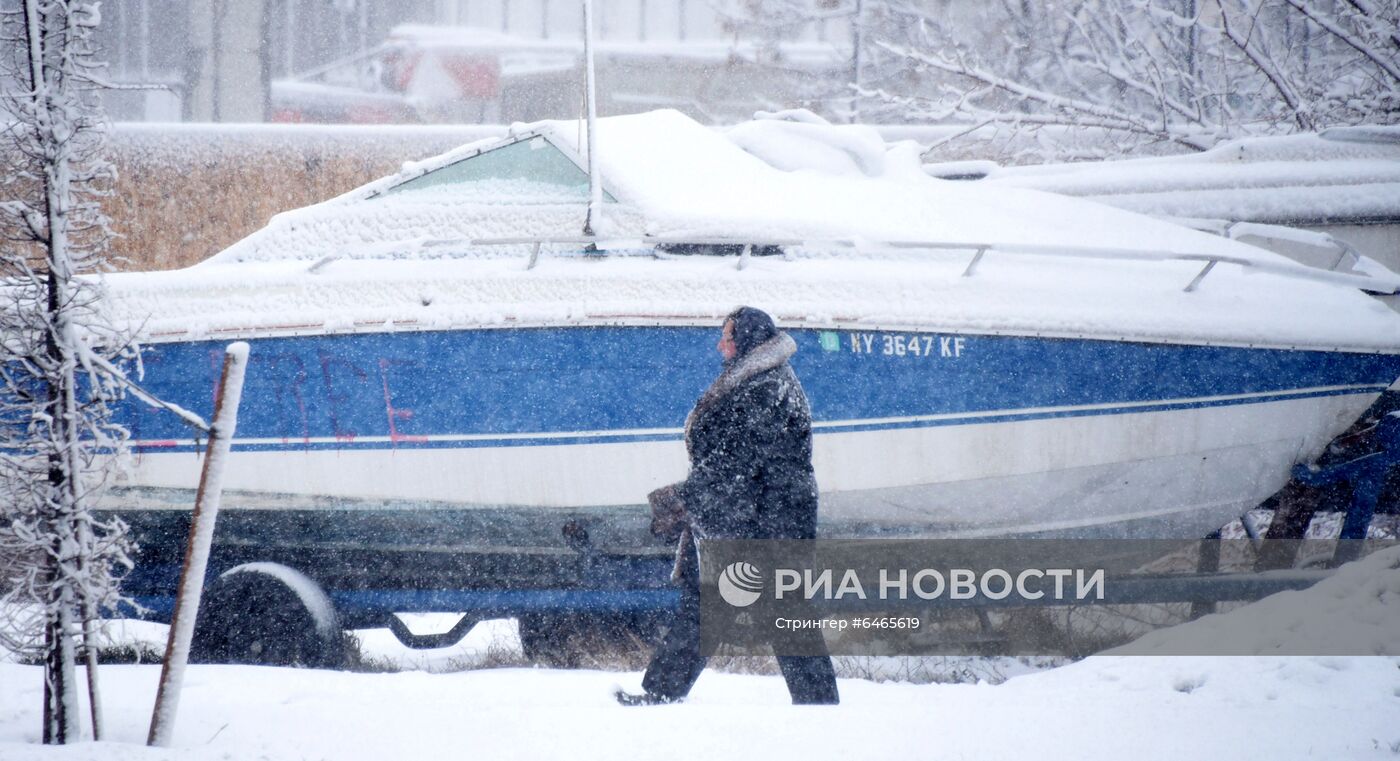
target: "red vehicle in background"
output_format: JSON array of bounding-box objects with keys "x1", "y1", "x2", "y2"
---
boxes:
[{"x1": 270, "y1": 24, "x2": 846, "y2": 125}]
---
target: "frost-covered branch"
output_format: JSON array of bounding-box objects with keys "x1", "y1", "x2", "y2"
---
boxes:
[
  {"x1": 865, "y1": 0, "x2": 1399, "y2": 161},
  {"x1": 1343, "y1": 0, "x2": 1400, "y2": 49},
  {"x1": 1284, "y1": 0, "x2": 1400, "y2": 80},
  {"x1": 1218, "y1": 0, "x2": 1316, "y2": 131},
  {"x1": 0, "y1": 0, "x2": 135, "y2": 745}
]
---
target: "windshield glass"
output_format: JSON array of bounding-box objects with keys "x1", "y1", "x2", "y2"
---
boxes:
[{"x1": 382, "y1": 136, "x2": 613, "y2": 203}]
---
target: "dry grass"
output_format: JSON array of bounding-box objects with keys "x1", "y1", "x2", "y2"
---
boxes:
[
  {"x1": 105, "y1": 150, "x2": 369, "y2": 271},
  {"x1": 101, "y1": 126, "x2": 495, "y2": 271}
]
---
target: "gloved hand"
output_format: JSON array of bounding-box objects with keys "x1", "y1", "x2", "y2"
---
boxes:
[{"x1": 648, "y1": 483, "x2": 687, "y2": 541}]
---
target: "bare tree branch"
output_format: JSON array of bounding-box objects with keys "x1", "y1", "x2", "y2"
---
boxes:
[
  {"x1": 863, "y1": 0, "x2": 1394, "y2": 160},
  {"x1": 1218, "y1": 0, "x2": 1317, "y2": 131},
  {"x1": 1286, "y1": 0, "x2": 1400, "y2": 81}
]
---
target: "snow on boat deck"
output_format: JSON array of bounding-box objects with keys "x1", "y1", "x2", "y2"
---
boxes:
[
  {"x1": 102, "y1": 110, "x2": 1400, "y2": 353},
  {"x1": 977, "y1": 126, "x2": 1400, "y2": 225}
]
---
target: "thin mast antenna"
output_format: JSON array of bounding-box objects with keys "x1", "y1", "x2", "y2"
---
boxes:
[{"x1": 582, "y1": 0, "x2": 601, "y2": 236}]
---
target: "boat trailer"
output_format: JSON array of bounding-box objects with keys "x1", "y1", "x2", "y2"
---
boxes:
[{"x1": 115, "y1": 403, "x2": 1399, "y2": 665}]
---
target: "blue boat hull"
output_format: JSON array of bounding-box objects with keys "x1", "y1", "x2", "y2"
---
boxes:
[{"x1": 102, "y1": 325, "x2": 1400, "y2": 619}]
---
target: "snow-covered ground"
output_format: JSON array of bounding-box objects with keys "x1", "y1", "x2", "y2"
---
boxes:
[
  {"x1": 3, "y1": 546, "x2": 1398, "y2": 760},
  {"x1": 2, "y1": 654, "x2": 1398, "y2": 760}
]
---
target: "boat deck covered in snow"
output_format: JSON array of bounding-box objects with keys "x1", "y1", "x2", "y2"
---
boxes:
[{"x1": 965, "y1": 126, "x2": 1400, "y2": 274}]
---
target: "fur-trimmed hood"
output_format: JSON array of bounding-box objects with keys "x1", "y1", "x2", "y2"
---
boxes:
[{"x1": 684, "y1": 332, "x2": 797, "y2": 440}]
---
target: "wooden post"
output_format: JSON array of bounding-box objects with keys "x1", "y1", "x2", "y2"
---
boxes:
[{"x1": 147, "y1": 343, "x2": 250, "y2": 748}]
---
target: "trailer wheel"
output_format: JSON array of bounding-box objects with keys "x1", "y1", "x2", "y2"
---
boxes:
[{"x1": 191, "y1": 563, "x2": 345, "y2": 669}]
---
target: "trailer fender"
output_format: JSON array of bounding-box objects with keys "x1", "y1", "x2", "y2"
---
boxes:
[{"x1": 191, "y1": 562, "x2": 345, "y2": 668}]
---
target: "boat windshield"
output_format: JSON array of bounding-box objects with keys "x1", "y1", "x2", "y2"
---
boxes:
[{"x1": 380, "y1": 136, "x2": 615, "y2": 203}]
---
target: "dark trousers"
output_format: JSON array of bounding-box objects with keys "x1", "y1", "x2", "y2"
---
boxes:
[{"x1": 641, "y1": 545, "x2": 840, "y2": 704}]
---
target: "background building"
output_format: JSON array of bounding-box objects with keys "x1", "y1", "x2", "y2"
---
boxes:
[{"x1": 95, "y1": 0, "x2": 858, "y2": 124}]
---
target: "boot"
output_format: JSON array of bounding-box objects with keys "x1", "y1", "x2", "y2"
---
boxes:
[{"x1": 615, "y1": 689, "x2": 681, "y2": 707}]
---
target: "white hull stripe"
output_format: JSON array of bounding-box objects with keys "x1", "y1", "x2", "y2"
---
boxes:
[{"x1": 128, "y1": 383, "x2": 1384, "y2": 452}]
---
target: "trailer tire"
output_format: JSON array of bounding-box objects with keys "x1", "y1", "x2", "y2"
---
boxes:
[{"x1": 191, "y1": 563, "x2": 345, "y2": 669}]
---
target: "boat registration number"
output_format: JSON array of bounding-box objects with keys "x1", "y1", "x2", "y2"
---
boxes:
[{"x1": 837, "y1": 332, "x2": 965, "y2": 358}]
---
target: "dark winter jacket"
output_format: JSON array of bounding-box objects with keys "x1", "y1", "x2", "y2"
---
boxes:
[{"x1": 675, "y1": 332, "x2": 819, "y2": 541}]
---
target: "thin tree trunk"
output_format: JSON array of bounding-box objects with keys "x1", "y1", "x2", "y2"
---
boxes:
[
  {"x1": 81, "y1": 590, "x2": 104, "y2": 739},
  {"x1": 26, "y1": 0, "x2": 83, "y2": 742},
  {"x1": 42, "y1": 588, "x2": 78, "y2": 743}
]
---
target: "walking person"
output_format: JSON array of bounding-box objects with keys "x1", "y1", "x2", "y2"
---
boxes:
[{"x1": 617, "y1": 307, "x2": 840, "y2": 706}]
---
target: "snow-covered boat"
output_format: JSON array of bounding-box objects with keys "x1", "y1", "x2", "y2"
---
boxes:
[{"x1": 100, "y1": 110, "x2": 1400, "y2": 636}]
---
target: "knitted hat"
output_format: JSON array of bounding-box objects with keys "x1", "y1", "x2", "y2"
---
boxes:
[{"x1": 726, "y1": 306, "x2": 778, "y2": 358}]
